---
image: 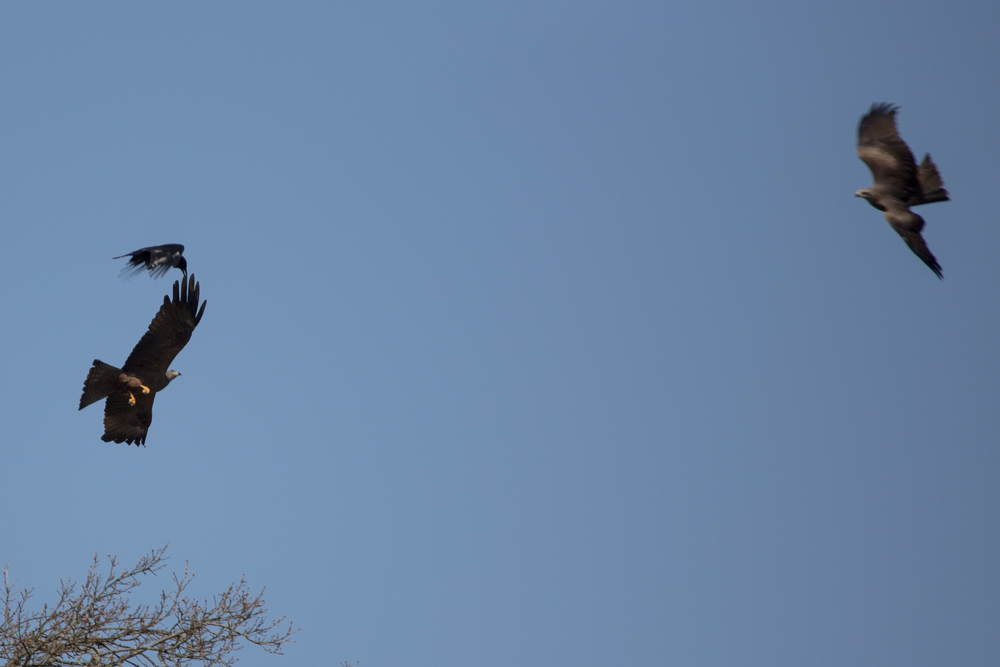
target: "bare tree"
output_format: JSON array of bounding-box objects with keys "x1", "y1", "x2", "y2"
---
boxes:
[{"x1": 1, "y1": 546, "x2": 296, "y2": 667}]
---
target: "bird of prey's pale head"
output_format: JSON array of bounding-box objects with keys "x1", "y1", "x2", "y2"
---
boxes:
[
  {"x1": 166, "y1": 370, "x2": 182, "y2": 383},
  {"x1": 855, "y1": 188, "x2": 885, "y2": 211}
]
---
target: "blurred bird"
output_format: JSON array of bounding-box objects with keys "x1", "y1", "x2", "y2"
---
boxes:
[
  {"x1": 855, "y1": 103, "x2": 949, "y2": 278},
  {"x1": 114, "y1": 244, "x2": 188, "y2": 279}
]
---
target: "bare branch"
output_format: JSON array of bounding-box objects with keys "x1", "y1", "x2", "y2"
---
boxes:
[{"x1": 1, "y1": 547, "x2": 296, "y2": 667}]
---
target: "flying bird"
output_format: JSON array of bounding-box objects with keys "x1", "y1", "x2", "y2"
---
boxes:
[
  {"x1": 856, "y1": 103, "x2": 949, "y2": 278},
  {"x1": 79, "y1": 275, "x2": 207, "y2": 446},
  {"x1": 114, "y1": 244, "x2": 188, "y2": 279}
]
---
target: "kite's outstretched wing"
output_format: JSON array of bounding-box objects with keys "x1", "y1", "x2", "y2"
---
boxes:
[
  {"x1": 857, "y1": 103, "x2": 919, "y2": 203},
  {"x1": 894, "y1": 227, "x2": 943, "y2": 279},
  {"x1": 102, "y1": 391, "x2": 155, "y2": 445},
  {"x1": 122, "y1": 274, "x2": 206, "y2": 381},
  {"x1": 114, "y1": 244, "x2": 187, "y2": 279},
  {"x1": 882, "y1": 202, "x2": 943, "y2": 279}
]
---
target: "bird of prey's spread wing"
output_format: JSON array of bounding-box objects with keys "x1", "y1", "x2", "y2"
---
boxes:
[
  {"x1": 114, "y1": 244, "x2": 188, "y2": 279},
  {"x1": 79, "y1": 275, "x2": 207, "y2": 445},
  {"x1": 856, "y1": 103, "x2": 949, "y2": 278}
]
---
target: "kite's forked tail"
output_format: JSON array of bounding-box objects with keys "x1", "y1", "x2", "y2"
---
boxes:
[
  {"x1": 917, "y1": 154, "x2": 950, "y2": 205},
  {"x1": 79, "y1": 359, "x2": 122, "y2": 410}
]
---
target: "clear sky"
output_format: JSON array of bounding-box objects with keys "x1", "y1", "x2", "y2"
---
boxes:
[{"x1": 1, "y1": 2, "x2": 999, "y2": 665}]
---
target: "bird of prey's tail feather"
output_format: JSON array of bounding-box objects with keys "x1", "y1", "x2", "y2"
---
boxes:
[
  {"x1": 915, "y1": 155, "x2": 949, "y2": 205},
  {"x1": 79, "y1": 360, "x2": 124, "y2": 410}
]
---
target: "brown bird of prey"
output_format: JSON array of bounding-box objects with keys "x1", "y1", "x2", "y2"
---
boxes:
[
  {"x1": 856, "y1": 103, "x2": 949, "y2": 278},
  {"x1": 114, "y1": 244, "x2": 188, "y2": 279},
  {"x1": 79, "y1": 275, "x2": 206, "y2": 445}
]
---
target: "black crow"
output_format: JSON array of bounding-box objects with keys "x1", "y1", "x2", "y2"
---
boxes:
[{"x1": 114, "y1": 244, "x2": 188, "y2": 279}]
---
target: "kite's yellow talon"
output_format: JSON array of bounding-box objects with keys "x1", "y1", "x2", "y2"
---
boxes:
[
  {"x1": 128, "y1": 393, "x2": 136, "y2": 407},
  {"x1": 141, "y1": 384, "x2": 150, "y2": 394}
]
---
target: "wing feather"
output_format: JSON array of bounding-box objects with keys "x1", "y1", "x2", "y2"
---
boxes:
[
  {"x1": 895, "y1": 228, "x2": 943, "y2": 279},
  {"x1": 102, "y1": 391, "x2": 155, "y2": 445},
  {"x1": 883, "y1": 205, "x2": 943, "y2": 279},
  {"x1": 121, "y1": 274, "x2": 207, "y2": 382},
  {"x1": 857, "y1": 103, "x2": 919, "y2": 202}
]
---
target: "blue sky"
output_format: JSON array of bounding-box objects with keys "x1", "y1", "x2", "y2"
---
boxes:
[{"x1": 2, "y1": 2, "x2": 999, "y2": 665}]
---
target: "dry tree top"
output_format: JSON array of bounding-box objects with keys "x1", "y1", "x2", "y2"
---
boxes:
[{"x1": 1, "y1": 546, "x2": 296, "y2": 667}]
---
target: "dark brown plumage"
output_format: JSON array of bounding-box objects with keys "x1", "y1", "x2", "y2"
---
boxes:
[
  {"x1": 79, "y1": 275, "x2": 207, "y2": 446},
  {"x1": 856, "y1": 103, "x2": 949, "y2": 278}
]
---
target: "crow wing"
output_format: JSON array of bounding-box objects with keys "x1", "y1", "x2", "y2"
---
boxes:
[
  {"x1": 121, "y1": 274, "x2": 206, "y2": 383},
  {"x1": 857, "y1": 103, "x2": 919, "y2": 203}
]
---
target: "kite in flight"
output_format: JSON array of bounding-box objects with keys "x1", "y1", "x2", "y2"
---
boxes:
[
  {"x1": 79, "y1": 275, "x2": 207, "y2": 446},
  {"x1": 855, "y1": 103, "x2": 949, "y2": 278},
  {"x1": 114, "y1": 244, "x2": 188, "y2": 279}
]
